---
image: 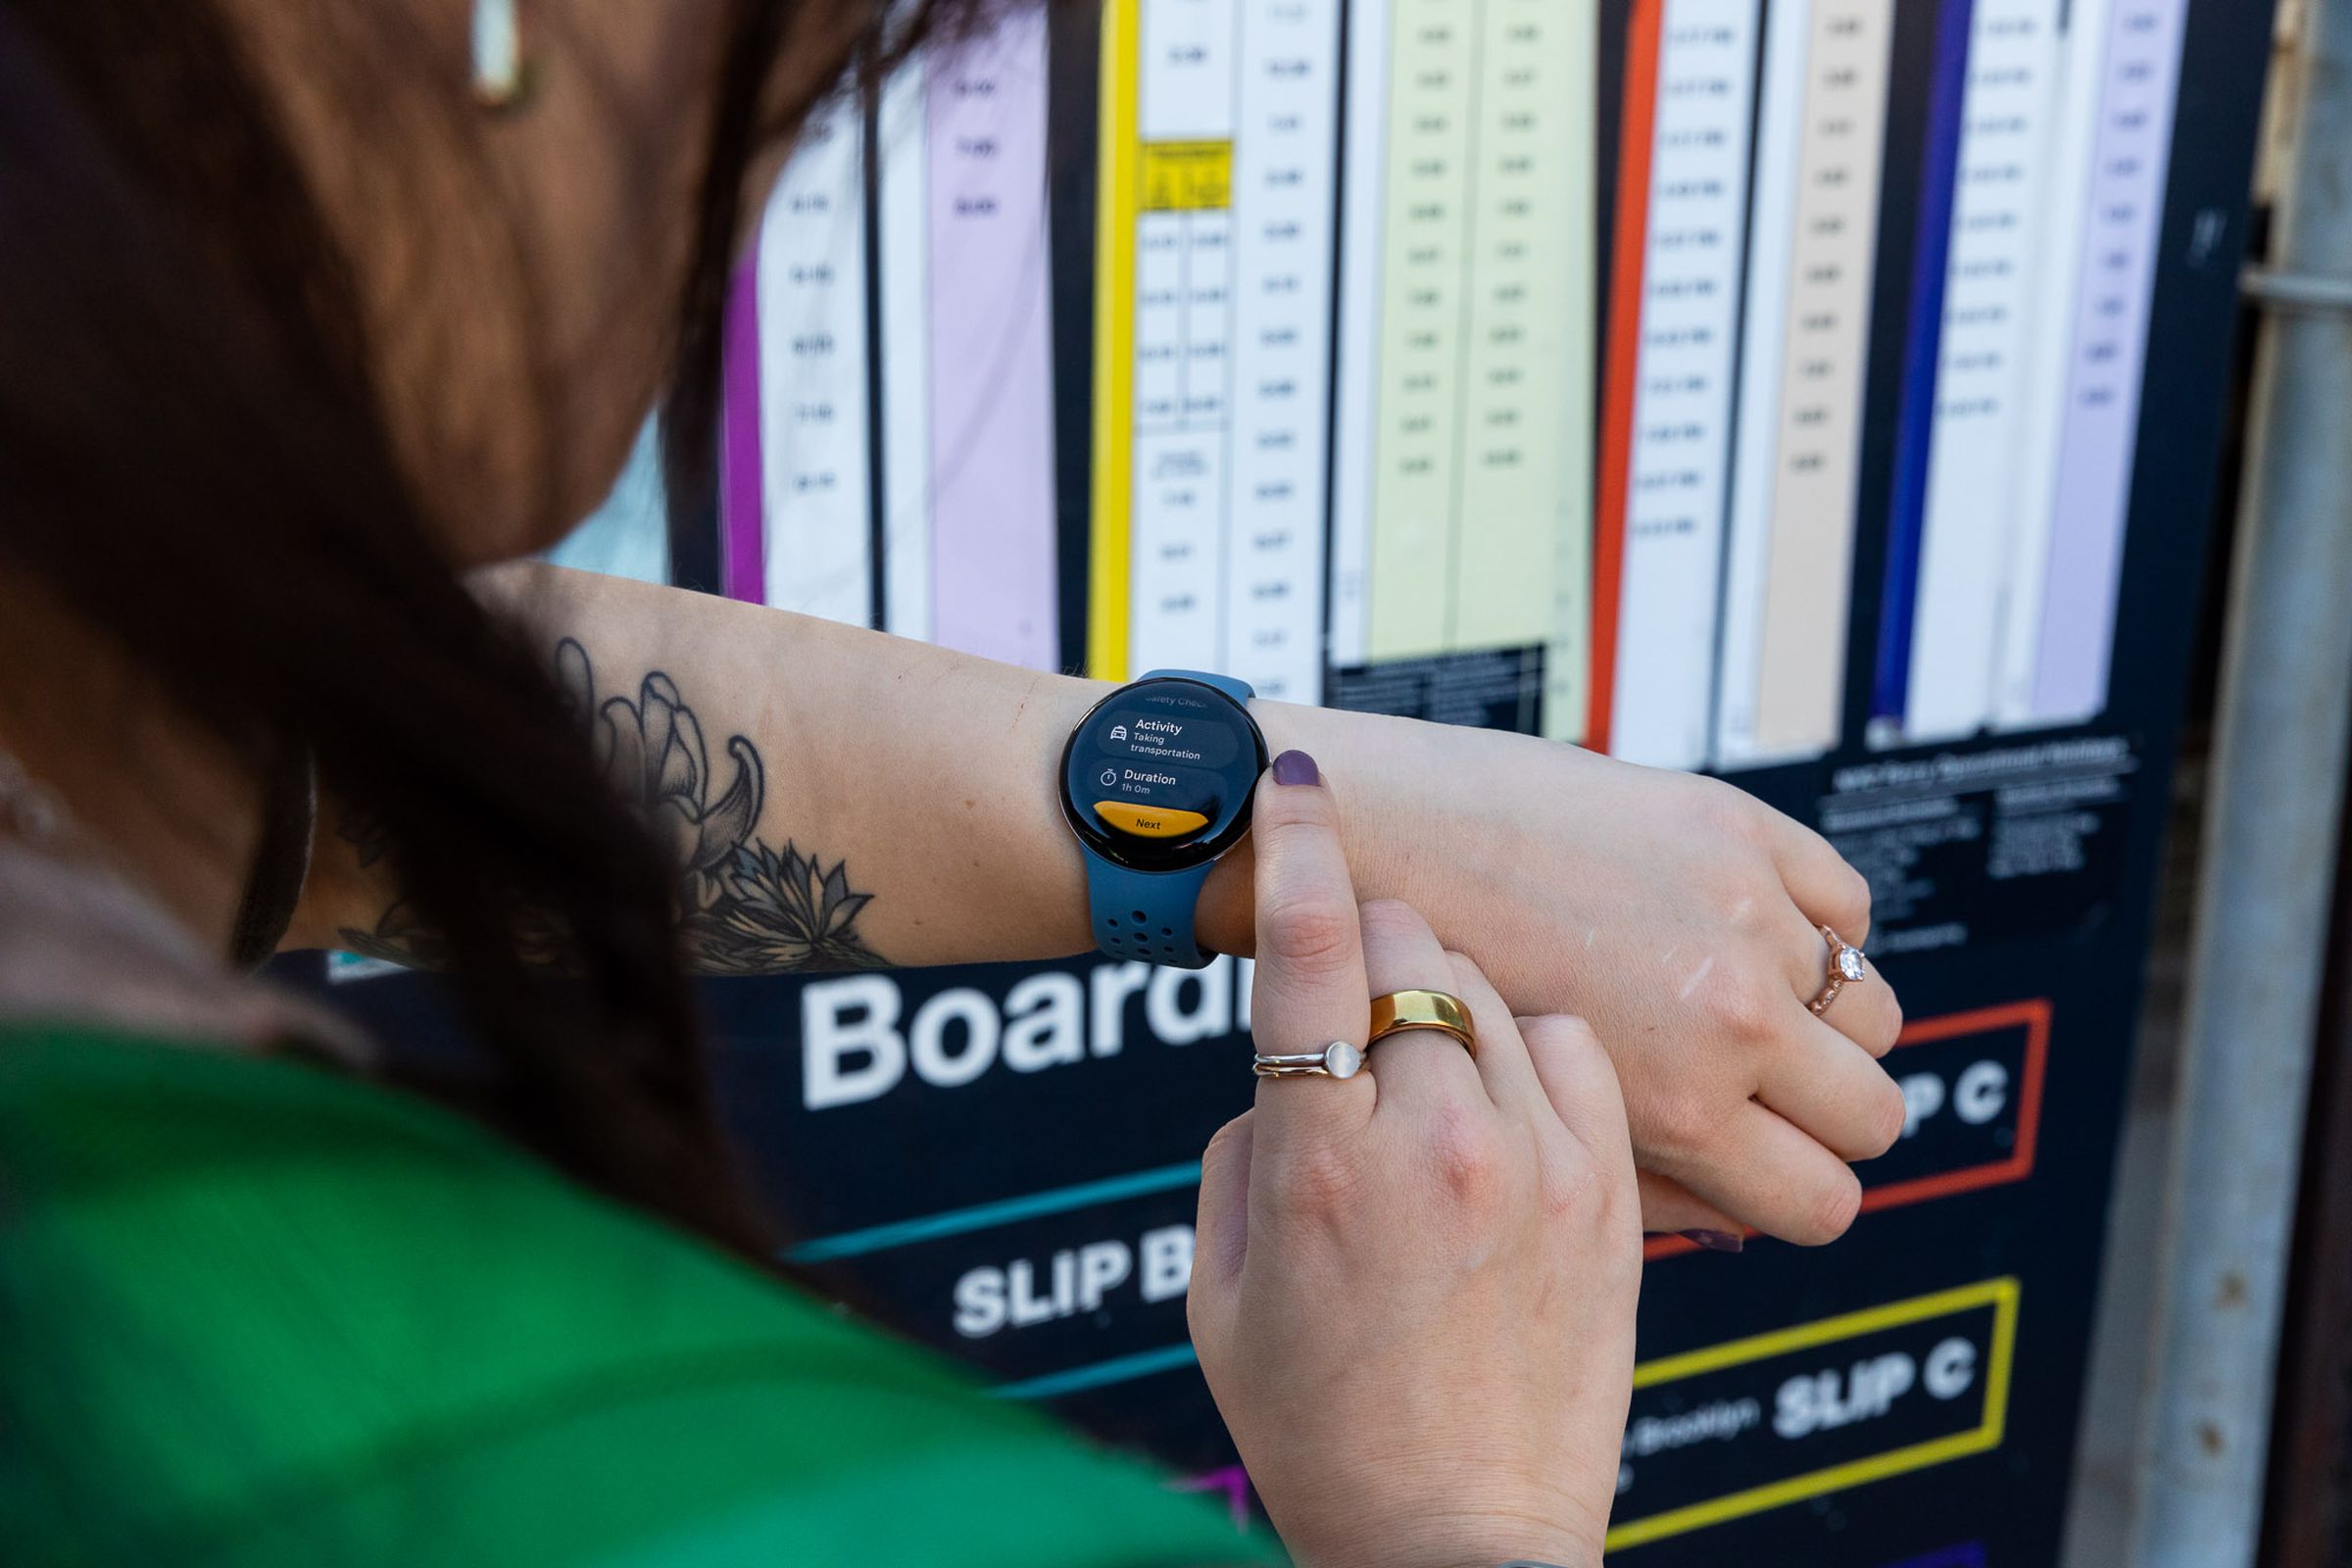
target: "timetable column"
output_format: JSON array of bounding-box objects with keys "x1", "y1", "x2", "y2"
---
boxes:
[
  {"x1": 1221, "y1": 0, "x2": 1341, "y2": 704},
  {"x1": 2011, "y1": 0, "x2": 2189, "y2": 726},
  {"x1": 1326, "y1": 0, "x2": 1395, "y2": 672},
  {"x1": 1455, "y1": 0, "x2": 1595, "y2": 730},
  {"x1": 925, "y1": 14, "x2": 1059, "y2": 669},
  {"x1": 1124, "y1": 0, "x2": 1238, "y2": 674},
  {"x1": 1711, "y1": 0, "x2": 1811, "y2": 762},
  {"x1": 1889, "y1": 0, "x2": 2066, "y2": 743},
  {"x1": 1748, "y1": 0, "x2": 1895, "y2": 759},
  {"x1": 1594, "y1": 0, "x2": 1764, "y2": 769},
  {"x1": 1364, "y1": 0, "x2": 1476, "y2": 660},
  {"x1": 756, "y1": 101, "x2": 875, "y2": 625}
]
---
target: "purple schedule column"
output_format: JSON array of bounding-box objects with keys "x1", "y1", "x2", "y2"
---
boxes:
[
  {"x1": 924, "y1": 12, "x2": 1060, "y2": 670},
  {"x1": 2026, "y1": 0, "x2": 2189, "y2": 724}
]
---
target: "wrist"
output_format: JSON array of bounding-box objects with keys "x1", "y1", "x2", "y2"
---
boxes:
[
  {"x1": 1284, "y1": 1513, "x2": 1602, "y2": 1568},
  {"x1": 1250, "y1": 1416, "x2": 1610, "y2": 1568},
  {"x1": 1194, "y1": 698, "x2": 1330, "y2": 956},
  {"x1": 1015, "y1": 670, "x2": 1114, "y2": 957},
  {"x1": 1198, "y1": 699, "x2": 1436, "y2": 956}
]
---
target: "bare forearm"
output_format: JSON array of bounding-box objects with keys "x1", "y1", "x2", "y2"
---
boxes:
[
  {"x1": 294, "y1": 564, "x2": 1119, "y2": 967},
  {"x1": 288, "y1": 563, "x2": 1450, "y2": 973}
]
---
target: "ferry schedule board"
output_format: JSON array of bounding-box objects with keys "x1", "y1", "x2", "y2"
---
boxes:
[{"x1": 305, "y1": 2, "x2": 2277, "y2": 1562}]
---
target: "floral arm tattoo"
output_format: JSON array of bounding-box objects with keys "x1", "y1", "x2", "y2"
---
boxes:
[{"x1": 336, "y1": 637, "x2": 888, "y2": 973}]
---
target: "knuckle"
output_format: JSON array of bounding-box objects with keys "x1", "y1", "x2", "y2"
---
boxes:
[
  {"x1": 1527, "y1": 1014, "x2": 1622, "y2": 1090},
  {"x1": 1444, "y1": 950, "x2": 1495, "y2": 1002},
  {"x1": 1694, "y1": 780, "x2": 1767, "y2": 847},
  {"x1": 1258, "y1": 890, "x2": 1359, "y2": 980},
  {"x1": 1863, "y1": 1077, "x2": 1908, "y2": 1157},
  {"x1": 1427, "y1": 1102, "x2": 1504, "y2": 1211},
  {"x1": 1701, "y1": 967, "x2": 1783, "y2": 1046},
  {"x1": 1647, "y1": 1087, "x2": 1720, "y2": 1158},
  {"x1": 1870, "y1": 990, "x2": 1907, "y2": 1056},
  {"x1": 1796, "y1": 1168, "x2": 1865, "y2": 1246},
  {"x1": 1522, "y1": 1011, "x2": 1601, "y2": 1057}
]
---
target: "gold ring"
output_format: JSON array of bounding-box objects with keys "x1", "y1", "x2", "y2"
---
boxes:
[
  {"x1": 1368, "y1": 989, "x2": 1477, "y2": 1059},
  {"x1": 1808, "y1": 925, "x2": 1869, "y2": 1016}
]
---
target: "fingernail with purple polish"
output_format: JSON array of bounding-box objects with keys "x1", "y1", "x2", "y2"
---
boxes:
[
  {"x1": 1680, "y1": 1230, "x2": 1744, "y2": 1254},
  {"x1": 1272, "y1": 751, "x2": 1321, "y2": 787}
]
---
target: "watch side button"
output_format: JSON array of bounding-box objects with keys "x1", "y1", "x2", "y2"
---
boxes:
[{"x1": 1093, "y1": 802, "x2": 1211, "y2": 839}]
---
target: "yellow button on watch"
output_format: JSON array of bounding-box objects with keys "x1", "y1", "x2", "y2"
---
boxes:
[{"x1": 1093, "y1": 801, "x2": 1211, "y2": 839}]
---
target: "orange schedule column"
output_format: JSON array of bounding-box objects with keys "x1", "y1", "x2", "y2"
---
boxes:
[{"x1": 1587, "y1": 0, "x2": 1662, "y2": 755}]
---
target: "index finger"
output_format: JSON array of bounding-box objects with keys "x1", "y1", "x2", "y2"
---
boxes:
[{"x1": 1247, "y1": 752, "x2": 1374, "y2": 1136}]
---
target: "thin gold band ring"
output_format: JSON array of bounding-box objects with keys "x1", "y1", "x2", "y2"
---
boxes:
[{"x1": 1368, "y1": 989, "x2": 1477, "y2": 1059}]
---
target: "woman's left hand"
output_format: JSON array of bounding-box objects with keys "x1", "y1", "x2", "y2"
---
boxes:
[{"x1": 1204, "y1": 710, "x2": 1908, "y2": 1250}]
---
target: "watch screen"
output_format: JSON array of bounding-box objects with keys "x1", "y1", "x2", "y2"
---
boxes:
[{"x1": 1060, "y1": 677, "x2": 1268, "y2": 871}]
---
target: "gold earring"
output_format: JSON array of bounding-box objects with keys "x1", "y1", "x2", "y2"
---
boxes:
[{"x1": 471, "y1": 0, "x2": 535, "y2": 110}]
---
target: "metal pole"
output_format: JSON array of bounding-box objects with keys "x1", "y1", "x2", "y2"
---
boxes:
[{"x1": 2132, "y1": 3, "x2": 2352, "y2": 1563}]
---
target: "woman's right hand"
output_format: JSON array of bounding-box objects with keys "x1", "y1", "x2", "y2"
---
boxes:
[{"x1": 1189, "y1": 755, "x2": 1641, "y2": 1568}]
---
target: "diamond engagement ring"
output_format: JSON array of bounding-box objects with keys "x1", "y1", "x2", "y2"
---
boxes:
[
  {"x1": 1252, "y1": 1041, "x2": 1365, "y2": 1080},
  {"x1": 1808, "y1": 925, "x2": 1869, "y2": 1015}
]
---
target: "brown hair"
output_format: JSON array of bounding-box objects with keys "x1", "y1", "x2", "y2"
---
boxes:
[{"x1": 0, "y1": 0, "x2": 1026, "y2": 1256}]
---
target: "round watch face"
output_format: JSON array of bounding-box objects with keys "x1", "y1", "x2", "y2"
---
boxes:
[{"x1": 1059, "y1": 677, "x2": 1268, "y2": 872}]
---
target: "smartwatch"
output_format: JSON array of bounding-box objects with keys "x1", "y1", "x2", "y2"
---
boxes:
[{"x1": 1058, "y1": 669, "x2": 1267, "y2": 968}]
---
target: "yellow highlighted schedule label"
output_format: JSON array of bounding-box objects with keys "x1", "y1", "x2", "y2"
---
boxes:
[{"x1": 1139, "y1": 141, "x2": 1234, "y2": 213}]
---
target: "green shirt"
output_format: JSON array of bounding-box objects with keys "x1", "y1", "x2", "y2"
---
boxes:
[{"x1": 0, "y1": 1023, "x2": 1283, "y2": 1566}]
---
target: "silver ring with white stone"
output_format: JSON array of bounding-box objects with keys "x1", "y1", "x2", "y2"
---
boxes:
[
  {"x1": 1808, "y1": 926, "x2": 1869, "y2": 1016},
  {"x1": 1253, "y1": 1041, "x2": 1365, "y2": 1080}
]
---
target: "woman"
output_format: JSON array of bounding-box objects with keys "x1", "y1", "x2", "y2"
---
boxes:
[{"x1": 0, "y1": 0, "x2": 1904, "y2": 1560}]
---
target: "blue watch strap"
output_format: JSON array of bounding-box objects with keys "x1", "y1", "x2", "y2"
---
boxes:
[
  {"x1": 1140, "y1": 667, "x2": 1254, "y2": 706},
  {"x1": 1083, "y1": 670, "x2": 1255, "y2": 968},
  {"x1": 1085, "y1": 856, "x2": 1218, "y2": 968}
]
